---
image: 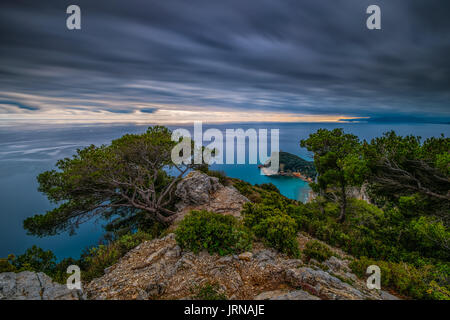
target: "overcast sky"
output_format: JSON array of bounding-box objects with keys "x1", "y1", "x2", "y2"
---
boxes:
[{"x1": 0, "y1": 0, "x2": 449, "y2": 123}]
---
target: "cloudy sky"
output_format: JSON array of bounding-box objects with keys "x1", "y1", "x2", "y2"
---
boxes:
[{"x1": 0, "y1": 0, "x2": 449, "y2": 124}]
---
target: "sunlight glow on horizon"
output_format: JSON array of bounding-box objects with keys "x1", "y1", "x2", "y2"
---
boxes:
[
  {"x1": 0, "y1": 91, "x2": 368, "y2": 125},
  {"x1": 0, "y1": 107, "x2": 367, "y2": 125}
]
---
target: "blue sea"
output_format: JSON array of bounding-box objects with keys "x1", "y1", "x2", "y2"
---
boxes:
[{"x1": 0, "y1": 122, "x2": 447, "y2": 259}]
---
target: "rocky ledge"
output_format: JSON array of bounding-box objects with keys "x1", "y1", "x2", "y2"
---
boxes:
[
  {"x1": 86, "y1": 172, "x2": 398, "y2": 300},
  {"x1": 0, "y1": 271, "x2": 84, "y2": 300},
  {"x1": 86, "y1": 233, "x2": 398, "y2": 300}
]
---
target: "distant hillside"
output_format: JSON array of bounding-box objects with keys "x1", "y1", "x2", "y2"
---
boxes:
[
  {"x1": 279, "y1": 152, "x2": 316, "y2": 179},
  {"x1": 261, "y1": 151, "x2": 316, "y2": 180}
]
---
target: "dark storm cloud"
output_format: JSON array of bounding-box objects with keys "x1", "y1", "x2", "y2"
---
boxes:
[
  {"x1": 140, "y1": 108, "x2": 158, "y2": 114},
  {"x1": 0, "y1": 100, "x2": 39, "y2": 111},
  {"x1": 0, "y1": 0, "x2": 449, "y2": 120},
  {"x1": 103, "y1": 108, "x2": 135, "y2": 114}
]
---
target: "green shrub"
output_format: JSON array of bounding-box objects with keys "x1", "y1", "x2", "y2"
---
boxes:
[
  {"x1": 350, "y1": 257, "x2": 450, "y2": 300},
  {"x1": 293, "y1": 198, "x2": 450, "y2": 265},
  {"x1": 239, "y1": 187, "x2": 449, "y2": 299},
  {"x1": 11, "y1": 245, "x2": 57, "y2": 274},
  {"x1": 408, "y1": 216, "x2": 450, "y2": 260},
  {"x1": 80, "y1": 230, "x2": 154, "y2": 282},
  {"x1": 193, "y1": 282, "x2": 227, "y2": 300},
  {"x1": 115, "y1": 230, "x2": 154, "y2": 252},
  {"x1": 242, "y1": 203, "x2": 284, "y2": 229},
  {"x1": 233, "y1": 180, "x2": 262, "y2": 202},
  {"x1": 80, "y1": 244, "x2": 121, "y2": 281},
  {"x1": 256, "y1": 183, "x2": 280, "y2": 194},
  {"x1": 207, "y1": 170, "x2": 228, "y2": 185},
  {"x1": 175, "y1": 210, "x2": 252, "y2": 256},
  {"x1": 303, "y1": 240, "x2": 333, "y2": 262},
  {"x1": 51, "y1": 257, "x2": 79, "y2": 284},
  {"x1": 0, "y1": 257, "x2": 16, "y2": 272},
  {"x1": 233, "y1": 178, "x2": 297, "y2": 205},
  {"x1": 2, "y1": 246, "x2": 67, "y2": 281},
  {"x1": 252, "y1": 214, "x2": 300, "y2": 257},
  {"x1": 242, "y1": 200, "x2": 300, "y2": 257}
]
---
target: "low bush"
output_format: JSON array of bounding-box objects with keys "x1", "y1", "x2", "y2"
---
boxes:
[
  {"x1": 350, "y1": 256, "x2": 450, "y2": 300},
  {"x1": 237, "y1": 181, "x2": 449, "y2": 300},
  {"x1": 9, "y1": 245, "x2": 57, "y2": 275},
  {"x1": 0, "y1": 257, "x2": 16, "y2": 273},
  {"x1": 79, "y1": 230, "x2": 154, "y2": 282},
  {"x1": 303, "y1": 240, "x2": 333, "y2": 262},
  {"x1": 207, "y1": 170, "x2": 228, "y2": 185},
  {"x1": 192, "y1": 282, "x2": 227, "y2": 300},
  {"x1": 254, "y1": 215, "x2": 300, "y2": 257},
  {"x1": 243, "y1": 205, "x2": 300, "y2": 257},
  {"x1": 80, "y1": 245, "x2": 122, "y2": 281},
  {"x1": 256, "y1": 183, "x2": 280, "y2": 194},
  {"x1": 51, "y1": 257, "x2": 79, "y2": 284},
  {"x1": 175, "y1": 210, "x2": 252, "y2": 256},
  {"x1": 242, "y1": 203, "x2": 283, "y2": 228},
  {"x1": 233, "y1": 180, "x2": 262, "y2": 202},
  {"x1": 0, "y1": 246, "x2": 79, "y2": 284}
]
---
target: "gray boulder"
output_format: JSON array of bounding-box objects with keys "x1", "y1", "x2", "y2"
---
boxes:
[
  {"x1": 0, "y1": 271, "x2": 84, "y2": 300},
  {"x1": 174, "y1": 171, "x2": 249, "y2": 221},
  {"x1": 285, "y1": 267, "x2": 365, "y2": 300},
  {"x1": 175, "y1": 171, "x2": 221, "y2": 207}
]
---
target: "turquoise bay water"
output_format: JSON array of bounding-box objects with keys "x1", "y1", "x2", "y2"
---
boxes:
[
  {"x1": 213, "y1": 165, "x2": 310, "y2": 202},
  {"x1": 0, "y1": 122, "x2": 447, "y2": 259}
]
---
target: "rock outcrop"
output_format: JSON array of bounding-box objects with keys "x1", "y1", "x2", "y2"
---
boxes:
[
  {"x1": 174, "y1": 171, "x2": 249, "y2": 222},
  {"x1": 85, "y1": 172, "x2": 399, "y2": 300},
  {"x1": 0, "y1": 271, "x2": 84, "y2": 300},
  {"x1": 175, "y1": 171, "x2": 222, "y2": 206},
  {"x1": 85, "y1": 233, "x2": 397, "y2": 300}
]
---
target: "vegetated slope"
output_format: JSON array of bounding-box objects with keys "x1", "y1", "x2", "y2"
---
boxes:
[
  {"x1": 280, "y1": 152, "x2": 316, "y2": 176},
  {"x1": 85, "y1": 171, "x2": 398, "y2": 300}
]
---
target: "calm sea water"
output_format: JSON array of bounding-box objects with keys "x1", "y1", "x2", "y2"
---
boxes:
[{"x1": 0, "y1": 122, "x2": 447, "y2": 259}]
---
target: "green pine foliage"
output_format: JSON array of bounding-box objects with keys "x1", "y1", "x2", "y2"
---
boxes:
[
  {"x1": 252, "y1": 214, "x2": 300, "y2": 257},
  {"x1": 303, "y1": 240, "x2": 333, "y2": 262},
  {"x1": 350, "y1": 257, "x2": 449, "y2": 300},
  {"x1": 175, "y1": 210, "x2": 252, "y2": 256},
  {"x1": 79, "y1": 230, "x2": 155, "y2": 282}
]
